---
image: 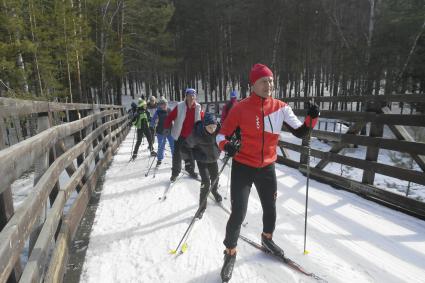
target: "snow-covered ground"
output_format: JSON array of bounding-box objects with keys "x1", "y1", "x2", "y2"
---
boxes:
[{"x1": 80, "y1": 127, "x2": 425, "y2": 283}]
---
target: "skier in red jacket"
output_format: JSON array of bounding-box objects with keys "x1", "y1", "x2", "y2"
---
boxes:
[{"x1": 217, "y1": 63, "x2": 319, "y2": 282}]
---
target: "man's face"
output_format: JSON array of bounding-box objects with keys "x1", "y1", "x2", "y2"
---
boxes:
[
  {"x1": 252, "y1": 76, "x2": 274, "y2": 98},
  {"x1": 186, "y1": 94, "x2": 196, "y2": 106},
  {"x1": 160, "y1": 103, "x2": 167, "y2": 110}
]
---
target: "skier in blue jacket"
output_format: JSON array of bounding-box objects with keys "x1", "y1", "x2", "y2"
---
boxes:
[{"x1": 150, "y1": 97, "x2": 174, "y2": 166}]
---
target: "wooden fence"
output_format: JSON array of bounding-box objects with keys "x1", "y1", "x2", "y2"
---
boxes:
[
  {"x1": 201, "y1": 93, "x2": 425, "y2": 219},
  {"x1": 0, "y1": 98, "x2": 130, "y2": 283}
]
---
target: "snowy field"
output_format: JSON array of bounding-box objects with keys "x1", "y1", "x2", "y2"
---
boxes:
[{"x1": 80, "y1": 127, "x2": 425, "y2": 283}]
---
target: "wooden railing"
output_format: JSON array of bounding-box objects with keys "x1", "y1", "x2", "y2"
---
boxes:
[
  {"x1": 201, "y1": 93, "x2": 425, "y2": 219},
  {"x1": 0, "y1": 98, "x2": 130, "y2": 283}
]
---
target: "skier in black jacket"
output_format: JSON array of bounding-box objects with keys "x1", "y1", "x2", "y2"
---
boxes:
[{"x1": 184, "y1": 112, "x2": 223, "y2": 219}]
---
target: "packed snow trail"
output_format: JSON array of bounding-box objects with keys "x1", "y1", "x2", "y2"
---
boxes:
[{"x1": 80, "y1": 128, "x2": 425, "y2": 283}]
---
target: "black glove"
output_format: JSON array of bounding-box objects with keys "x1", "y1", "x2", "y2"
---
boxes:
[
  {"x1": 224, "y1": 142, "x2": 239, "y2": 157},
  {"x1": 307, "y1": 102, "x2": 320, "y2": 119}
]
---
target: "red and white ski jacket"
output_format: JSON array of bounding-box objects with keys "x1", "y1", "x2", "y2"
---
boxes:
[
  {"x1": 216, "y1": 93, "x2": 317, "y2": 168},
  {"x1": 164, "y1": 101, "x2": 204, "y2": 139}
]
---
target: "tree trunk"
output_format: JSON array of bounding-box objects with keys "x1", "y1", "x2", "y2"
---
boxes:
[
  {"x1": 28, "y1": 0, "x2": 43, "y2": 97},
  {"x1": 63, "y1": 0, "x2": 73, "y2": 102}
]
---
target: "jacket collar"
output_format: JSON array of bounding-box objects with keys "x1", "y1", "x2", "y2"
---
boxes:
[{"x1": 249, "y1": 92, "x2": 273, "y2": 103}]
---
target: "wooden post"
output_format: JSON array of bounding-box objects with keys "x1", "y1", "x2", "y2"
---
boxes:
[
  {"x1": 48, "y1": 105, "x2": 61, "y2": 207},
  {"x1": 300, "y1": 135, "x2": 310, "y2": 166},
  {"x1": 105, "y1": 109, "x2": 112, "y2": 149},
  {"x1": 92, "y1": 105, "x2": 102, "y2": 163},
  {"x1": 29, "y1": 112, "x2": 50, "y2": 255},
  {"x1": 70, "y1": 110, "x2": 85, "y2": 169},
  {"x1": 362, "y1": 101, "x2": 384, "y2": 185},
  {"x1": 0, "y1": 117, "x2": 23, "y2": 283},
  {"x1": 84, "y1": 108, "x2": 94, "y2": 180},
  {"x1": 13, "y1": 116, "x2": 23, "y2": 142}
]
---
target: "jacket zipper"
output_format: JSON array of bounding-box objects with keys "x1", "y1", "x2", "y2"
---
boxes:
[{"x1": 261, "y1": 98, "x2": 265, "y2": 166}]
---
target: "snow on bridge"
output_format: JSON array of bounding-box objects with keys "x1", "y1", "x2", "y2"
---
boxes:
[{"x1": 77, "y1": 128, "x2": 425, "y2": 283}]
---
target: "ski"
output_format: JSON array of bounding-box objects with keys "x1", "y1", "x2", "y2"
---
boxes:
[
  {"x1": 152, "y1": 165, "x2": 160, "y2": 178},
  {"x1": 238, "y1": 234, "x2": 327, "y2": 282},
  {"x1": 158, "y1": 174, "x2": 183, "y2": 201},
  {"x1": 182, "y1": 170, "x2": 202, "y2": 182}
]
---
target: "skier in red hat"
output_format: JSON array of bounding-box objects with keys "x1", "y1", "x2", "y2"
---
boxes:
[{"x1": 217, "y1": 63, "x2": 320, "y2": 282}]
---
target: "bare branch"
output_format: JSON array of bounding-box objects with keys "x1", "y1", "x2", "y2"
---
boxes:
[{"x1": 397, "y1": 18, "x2": 425, "y2": 82}]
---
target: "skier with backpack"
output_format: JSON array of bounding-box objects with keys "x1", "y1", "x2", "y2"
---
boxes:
[
  {"x1": 131, "y1": 98, "x2": 157, "y2": 160},
  {"x1": 217, "y1": 63, "x2": 320, "y2": 282}
]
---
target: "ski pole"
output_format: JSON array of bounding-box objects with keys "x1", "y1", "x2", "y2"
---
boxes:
[
  {"x1": 170, "y1": 155, "x2": 231, "y2": 254},
  {"x1": 145, "y1": 156, "x2": 156, "y2": 177},
  {"x1": 303, "y1": 105, "x2": 314, "y2": 255},
  {"x1": 129, "y1": 127, "x2": 136, "y2": 160},
  {"x1": 145, "y1": 135, "x2": 166, "y2": 177}
]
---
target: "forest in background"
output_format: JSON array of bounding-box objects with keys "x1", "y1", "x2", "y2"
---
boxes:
[{"x1": 0, "y1": 0, "x2": 424, "y2": 105}]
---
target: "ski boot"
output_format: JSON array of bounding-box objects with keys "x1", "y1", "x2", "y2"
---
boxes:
[
  {"x1": 188, "y1": 171, "x2": 198, "y2": 179},
  {"x1": 197, "y1": 185, "x2": 208, "y2": 219},
  {"x1": 196, "y1": 207, "x2": 206, "y2": 220},
  {"x1": 170, "y1": 174, "x2": 178, "y2": 182},
  {"x1": 261, "y1": 233, "x2": 285, "y2": 257},
  {"x1": 221, "y1": 250, "x2": 236, "y2": 282}
]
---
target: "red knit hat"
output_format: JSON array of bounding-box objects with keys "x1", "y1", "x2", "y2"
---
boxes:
[{"x1": 249, "y1": 63, "x2": 273, "y2": 85}]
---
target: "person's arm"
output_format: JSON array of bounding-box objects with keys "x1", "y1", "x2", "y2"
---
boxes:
[
  {"x1": 216, "y1": 105, "x2": 239, "y2": 151},
  {"x1": 282, "y1": 104, "x2": 318, "y2": 138},
  {"x1": 131, "y1": 110, "x2": 139, "y2": 123},
  {"x1": 164, "y1": 106, "x2": 177, "y2": 129}
]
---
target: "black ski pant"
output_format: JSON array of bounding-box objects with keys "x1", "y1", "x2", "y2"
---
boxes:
[
  {"x1": 197, "y1": 161, "x2": 219, "y2": 210},
  {"x1": 171, "y1": 136, "x2": 196, "y2": 177},
  {"x1": 223, "y1": 160, "x2": 277, "y2": 249},
  {"x1": 133, "y1": 121, "x2": 154, "y2": 156}
]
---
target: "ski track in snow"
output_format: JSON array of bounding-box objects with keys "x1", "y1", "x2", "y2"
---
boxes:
[{"x1": 80, "y1": 128, "x2": 425, "y2": 283}]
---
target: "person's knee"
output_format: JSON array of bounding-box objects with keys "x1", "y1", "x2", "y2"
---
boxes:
[
  {"x1": 201, "y1": 182, "x2": 210, "y2": 191},
  {"x1": 230, "y1": 209, "x2": 246, "y2": 226}
]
